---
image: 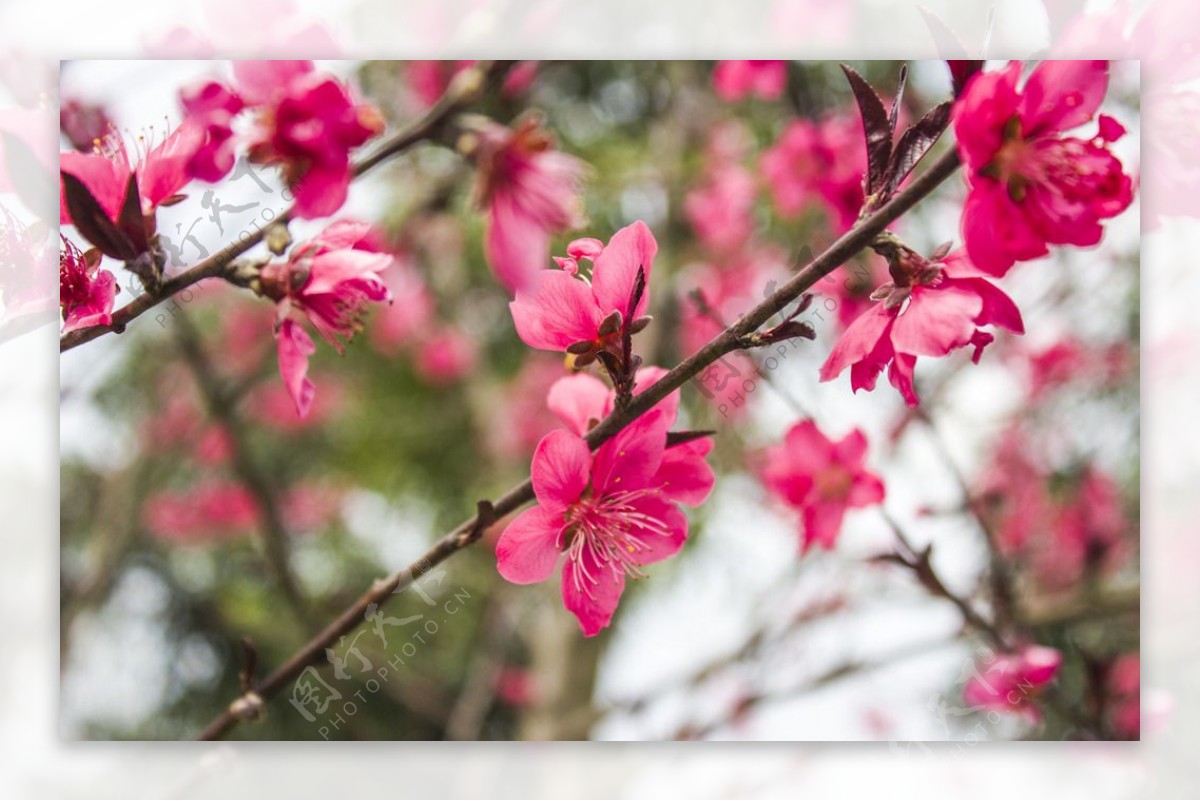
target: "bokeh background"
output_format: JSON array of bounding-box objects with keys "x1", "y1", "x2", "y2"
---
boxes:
[{"x1": 0, "y1": 0, "x2": 1195, "y2": 796}]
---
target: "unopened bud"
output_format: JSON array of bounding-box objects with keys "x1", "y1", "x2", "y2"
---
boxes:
[{"x1": 265, "y1": 222, "x2": 292, "y2": 256}]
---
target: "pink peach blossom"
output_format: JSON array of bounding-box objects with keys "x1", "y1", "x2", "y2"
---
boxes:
[
  {"x1": 759, "y1": 420, "x2": 885, "y2": 552},
  {"x1": 964, "y1": 644, "x2": 1062, "y2": 720},
  {"x1": 180, "y1": 60, "x2": 384, "y2": 219},
  {"x1": 262, "y1": 220, "x2": 393, "y2": 416},
  {"x1": 510, "y1": 221, "x2": 656, "y2": 353},
  {"x1": 495, "y1": 404, "x2": 708, "y2": 636},
  {"x1": 819, "y1": 249, "x2": 1024, "y2": 406},
  {"x1": 474, "y1": 116, "x2": 587, "y2": 292},
  {"x1": 953, "y1": 60, "x2": 1134, "y2": 276},
  {"x1": 712, "y1": 60, "x2": 788, "y2": 102},
  {"x1": 59, "y1": 236, "x2": 117, "y2": 333},
  {"x1": 546, "y1": 367, "x2": 715, "y2": 507},
  {"x1": 59, "y1": 118, "x2": 203, "y2": 227}
]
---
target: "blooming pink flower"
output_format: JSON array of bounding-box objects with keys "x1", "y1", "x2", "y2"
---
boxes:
[
  {"x1": 413, "y1": 326, "x2": 478, "y2": 385},
  {"x1": 712, "y1": 60, "x2": 788, "y2": 102},
  {"x1": 759, "y1": 420, "x2": 885, "y2": 552},
  {"x1": 964, "y1": 645, "x2": 1062, "y2": 720},
  {"x1": 819, "y1": 248, "x2": 1024, "y2": 406},
  {"x1": 954, "y1": 60, "x2": 1134, "y2": 276},
  {"x1": 546, "y1": 367, "x2": 716, "y2": 507},
  {"x1": 474, "y1": 116, "x2": 587, "y2": 292},
  {"x1": 181, "y1": 60, "x2": 384, "y2": 219},
  {"x1": 495, "y1": 402, "x2": 709, "y2": 636},
  {"x1": 510, "y1": 221, "x2": 656, "y2": 353},
  {"x1": 261, "y1": 220, "x2": 392, "y2": 416},
  {"x1": 761, "y1": 112, "x2": 867, "y2": 232},
  {"x1": 59, "y1": 236, "x2": 117, "y2": 333},
  {"x1": 59, "y1": 118, "x2": 203, "y2": 226}
]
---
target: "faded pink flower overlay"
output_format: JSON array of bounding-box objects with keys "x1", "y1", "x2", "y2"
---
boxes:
[
  {"x1": 759, "y1": 420, "x2": 884, "y2": 552},
  {"x1": 954, "y1": 59, "x2": 1133, "y2": 276}
]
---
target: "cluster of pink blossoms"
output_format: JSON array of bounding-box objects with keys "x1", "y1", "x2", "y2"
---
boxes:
[
  {"x1": 181, "y1": 60, "x2": 384, "y2": 218},
  {"x1": 497, "y1": 216, "x2": 717, "y2": 635},
  {"x1": 761, "y1": 112, "x2": 868, "y2": 232}
]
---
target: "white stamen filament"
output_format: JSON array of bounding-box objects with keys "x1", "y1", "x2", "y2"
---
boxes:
[{"x1": 560, "y1": 489, "x2": 672, "y2": 600}]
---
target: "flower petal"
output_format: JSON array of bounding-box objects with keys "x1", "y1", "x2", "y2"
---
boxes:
[
  {"x1": 530, "y1": 429, "x2": 591, "y2": 512},
  {"x1": 276, "y1": 318, "x2": 316, "y2": 418},
  {"x1": 510, "y1": 269, "x2": 604, "y2": 351},
  {"x1": 546, "y1": 373, "x2": 611, "y2": 436},
  {"x1": 561, "y1": 550, "x2": 625, "y2": 637},
  {"x1": 590, "y1": 220, "x2": 657, "y2": 319},
  {"x1": 495, "y1": 505, "x2": 564, "y2": 584},
  {"x1": 1019, "y1": 60, "x2": 1108, "y2": 136}
]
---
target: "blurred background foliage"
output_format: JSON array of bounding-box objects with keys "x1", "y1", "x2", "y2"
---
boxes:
[{"x1": 59, "y1": 59, "x2": 1139, "y2": 740}]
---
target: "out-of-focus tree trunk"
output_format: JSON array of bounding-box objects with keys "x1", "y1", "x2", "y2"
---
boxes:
[{"x1": 517, "y1": 602, "x2": 603, "y2": 740}]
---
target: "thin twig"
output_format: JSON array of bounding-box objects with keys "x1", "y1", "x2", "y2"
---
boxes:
[
  {"x1": 193, "y1": 147, "x2": 964, "y2": 740},
  {"x1": 60, "y1": 61, "x2": 513, "y2": 353}
]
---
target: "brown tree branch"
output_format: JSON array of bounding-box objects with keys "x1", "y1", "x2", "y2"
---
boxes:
[
  {"x1": 193, "y1": 146, "x2": 963, "y2": 740},
  {"x1": 60, "y1": 61, "x2": 513, "y2": 353}
]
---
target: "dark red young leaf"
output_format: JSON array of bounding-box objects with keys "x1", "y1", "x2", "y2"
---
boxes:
[
  {"x1": 839, "y1": 64, "x2": 892, "y2": 197},
  {"x1": 60, "y1": 171, "x2": 138, "y2": 260},
  {"x1": 888, "y1": 64, "x2": 909, "y2": 145},
  {"x1": 885, "y1": 101, "x2": 952, "y2": 196},
  {"x1": 666, "y1": 429, "x2": 716, "y2": 448},
  {"x1": 947, "y1": 61, "x2": 984, "y2": 97}
]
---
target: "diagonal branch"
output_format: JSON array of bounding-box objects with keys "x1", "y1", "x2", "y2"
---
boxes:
[
  {"x1": 193, "y1": 147, "x2": 964, "y2": 740},
  {"x1": 59, "y1": 61, "x2": 513, "y2": 354}
]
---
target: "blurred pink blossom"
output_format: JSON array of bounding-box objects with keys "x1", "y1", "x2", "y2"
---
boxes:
[
  {"x1": 474, "y1": 115, "x2": 587, "y2": 292},
  {"x1": 413, "y1": 326, "x2": 478, "y2": 385},
  {"x1": 758, "y1": 419, "x2": 885, "y2": 552},
  {"x1": 712, "y1": 60, "x2": 788, "y2": 102},
  {"x1": 964, "y1": 644, "x2": 1062, "y2": 720}
]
